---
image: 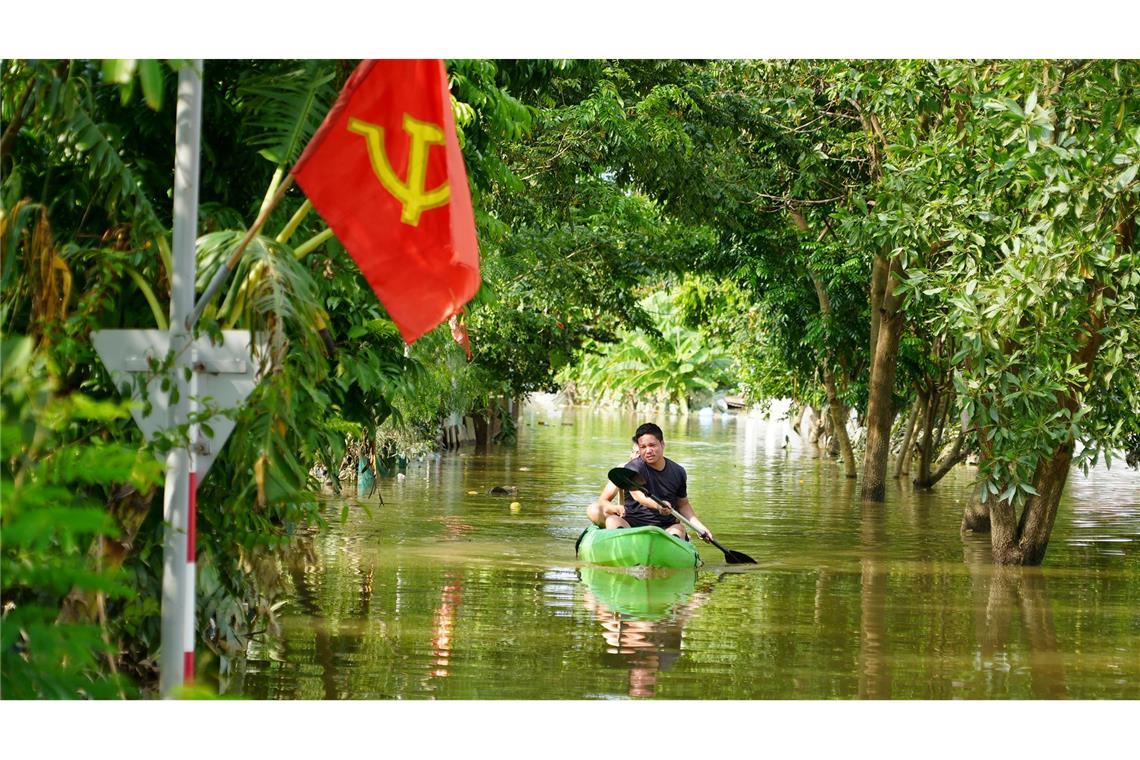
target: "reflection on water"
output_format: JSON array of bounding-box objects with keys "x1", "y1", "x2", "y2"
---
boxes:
[
  {"x1": 858, "y1": 504, "x2": 890, "y2": 699},
  {"x1": 964, "y1": 536, "x2": 1067, "y2": 698},
  {"x1": 238, "y1": 407, "x2": 1140, "y2": 699},
  {"x1": 424, "y1": 572, "x2": 463, "y2": 688},
  {"x1": 580, "y1": 568, "x2": 705, "y2": 699}
]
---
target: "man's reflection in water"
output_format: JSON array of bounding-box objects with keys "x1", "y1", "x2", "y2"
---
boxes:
[{"x1": 582, "y1": 576, "x2": 709, "y2": 699}]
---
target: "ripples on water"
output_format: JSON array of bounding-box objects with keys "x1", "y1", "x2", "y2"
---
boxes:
[{"x1": 238, "y1": 407, "x2": 1140, "y2": 700}]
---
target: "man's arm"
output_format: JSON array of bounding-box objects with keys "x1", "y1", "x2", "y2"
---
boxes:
[
  {"x1": 599, "y1": 481, "x2": 619, "y2": 504},
  {"x1": 588, "y1": 481, "x2": 625, "y2": 525},
  {"x1": 676, "y1": 497, "x2": 713, "y2": 540},
  {"x1": 628, "y1": 488, "x2": 663, "y2": 512}
]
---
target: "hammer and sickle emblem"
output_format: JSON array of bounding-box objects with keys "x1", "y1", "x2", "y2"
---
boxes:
[{"x1": 348, "y1": 114, "x2": 451, "y2": 226}]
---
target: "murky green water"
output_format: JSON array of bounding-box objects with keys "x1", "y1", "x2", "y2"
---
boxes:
[{"x1": 236, "y1": 408, "x2": 1140, "y2": 699}]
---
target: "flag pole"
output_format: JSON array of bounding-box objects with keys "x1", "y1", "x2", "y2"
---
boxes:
[{"x1": 185, "y1": 172, "x2": 295, "y2": 331}]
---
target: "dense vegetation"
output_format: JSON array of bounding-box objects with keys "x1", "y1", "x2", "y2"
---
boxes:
[{"x1": 2, "y1": 58, "x2": 1137, "y2": 697}]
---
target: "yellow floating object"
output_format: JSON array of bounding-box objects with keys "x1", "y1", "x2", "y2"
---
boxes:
[
  {"x1": 467, "y1": 490, "x2": 478, "y2": 495},
  {"x1": 510, "y1": 502, "x2": 521, "y2": 512}
]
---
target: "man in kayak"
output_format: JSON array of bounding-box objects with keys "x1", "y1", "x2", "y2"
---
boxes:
[{"x1": 587, "y1": 423, "x2": 714, "y2": 542}]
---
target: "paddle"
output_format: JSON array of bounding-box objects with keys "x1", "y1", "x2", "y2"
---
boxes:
[{"x1": 607, "y1": 467, "x2": 757, "y2": 565}]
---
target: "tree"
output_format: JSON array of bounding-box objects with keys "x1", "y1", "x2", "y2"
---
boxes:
[{"x1": 892, "y1": 60, "x2": 1140, "y2": 563}]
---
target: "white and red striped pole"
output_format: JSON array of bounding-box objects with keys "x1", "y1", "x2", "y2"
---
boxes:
[
  {"x1": 159, "y1": 61, "x2": 203, "y2": 697},
  {"x1": 185, "y1": 353, "x2": 200, "y2": 685}
]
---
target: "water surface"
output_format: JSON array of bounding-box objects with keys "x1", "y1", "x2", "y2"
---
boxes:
[{"x1": 237, "y1": 408, "x2": 1140, "y2": 699}]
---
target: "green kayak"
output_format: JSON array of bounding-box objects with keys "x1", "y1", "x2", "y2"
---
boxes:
[
  {"x1": 575, "y1": 524, "x2": 702, "y2": 569},
  {"x1": 580, "y1": 566, "x2": 697, "y2": 619}
]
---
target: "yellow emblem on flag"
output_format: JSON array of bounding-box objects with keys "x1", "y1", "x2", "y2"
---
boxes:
[{"x1": 348, "y1": 114, "x2": 451, "y2": 226}]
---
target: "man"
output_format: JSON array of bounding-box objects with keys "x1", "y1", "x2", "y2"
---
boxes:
[{"x1": 587, "y1": 423, "x2": 713, "y2": 542}]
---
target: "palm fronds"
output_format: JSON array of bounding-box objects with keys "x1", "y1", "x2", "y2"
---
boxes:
[{"x1": 237, "y1": 61, "x2": 338, "y2": 169}]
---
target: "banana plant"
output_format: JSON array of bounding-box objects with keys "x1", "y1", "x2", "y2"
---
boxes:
[{"x1": 564, "y1": 288, "x2": 731, "y2": 412}]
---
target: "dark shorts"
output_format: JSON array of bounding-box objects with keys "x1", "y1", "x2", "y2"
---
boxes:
[{"x1": 625, "y1": 512, "x2": 678, "y2": 530}]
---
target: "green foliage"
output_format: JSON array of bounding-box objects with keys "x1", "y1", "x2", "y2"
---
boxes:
[
  {"x1": 100, "y1": 59, "x2": 187, "y2": 111},
  {"x1": 237, "y1": 60, "x2": 337, "y2": 168},
  {"x1": 1, "y1": 336, "x2": 163, "y2": 698},
  {"x1": 883, "y1": 61, "x2": 1140, "y2": 500},
  {"x1": 563, "y1": 287, "x2": 732, "y2": 413}
]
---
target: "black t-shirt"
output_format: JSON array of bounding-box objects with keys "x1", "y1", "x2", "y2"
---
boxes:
[{"x1": 620, "y1": 457, "x2": 688, "y2": 528}]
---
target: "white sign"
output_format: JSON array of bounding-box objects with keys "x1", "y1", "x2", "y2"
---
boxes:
[{"x1": 93, "y1": 329, "x2": 265, "y2": 479}]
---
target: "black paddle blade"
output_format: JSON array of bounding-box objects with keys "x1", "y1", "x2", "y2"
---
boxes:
[
  {"x1": 607, "y1": 467, "x2": 645, "y2": 491},
  {"x1": 720, "y1": 547, "x2": 757, "y2": 565}
]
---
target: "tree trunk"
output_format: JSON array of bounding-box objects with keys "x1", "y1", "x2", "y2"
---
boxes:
[
  {"x1": 894, "y1": 397, "x2": 921, "y2": 479},
  {"x1": 471, "y1": 412, "x2": 490, "y2": 448},
  {"x1": 806, "y1": 264, "x2": 856, "y2": 479},
  {"x1": 824, "y1": 406, "x2": 837, "y2": 451},
  {"x1": 869, "y1": 254, "x2": 887, "y2": 356},
  {"x1": 489, "y1": 399, "x2": 502, "y2": 443},
  {"x1": 1016, "y1": 444, "x2": 1074, "y2": 564},
  {"x1": 808, "y1": 405, "x2": 825, "y2": 449},
  {"x1": 861, "y1": 255, "x2": 905, "y2": 502},
  {"x1": 989, "y1": 270, "x2": 1111, "y2": 563},
  {"x1": 989, "y1": 441, "x2": 1075, "y2": 565},
  {"x1": 914, "y1": 409, "x2": 969, "y2": 490},
  {"x1": 961, "y1": 490, "x2": 995, "y2": 533},
  {"x1": 824, "y1": 374, "x2": 857, "y2": 478},
  {"x1": 915, "y1": 388, "x2": 935, "y2": 487},
  {"x1": 931, "y1": 388, "x2": 952, "y2": 454}
]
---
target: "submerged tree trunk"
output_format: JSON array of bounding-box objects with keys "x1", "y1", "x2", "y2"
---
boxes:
[
  {"x1": 962, "y1": 489, "x2": 996, "y2": 534},
  {"x1": 471, "y1": 412, "x2": 490, "y2": 448},
  {"x1": 824, "y1": 373, "x2": 857, "y2": 478},
  {"x1": 894, "y1": 397, "x2": 921, "y2": 479},
  {"x1": 914, "y1": 411, "x2": 969, "y2": 490},
  {"x1": 990, "y1": 444, "x2": 1074, "y2": 564},
  {"x1": 988, "y1": 288, "x2": 1109, "y2": 562},
  {"x1": 805, "y1": 261, "x2": 857, "y2": 479},
  {"x1": 861, "y1": 255, "x2": 906, "y2": 502}
]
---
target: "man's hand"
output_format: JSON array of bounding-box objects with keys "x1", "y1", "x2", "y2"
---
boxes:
[
  {"x1": 603, "y1": 503, "x2": 625, "y2": 518},
  {"x1": 656, "y1": 500, "x2": 673, "y2": 515}
]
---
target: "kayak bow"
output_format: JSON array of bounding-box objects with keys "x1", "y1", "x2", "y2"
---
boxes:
[{"x1": 576, "y1": 524, "x2": 702, "y2": 569}]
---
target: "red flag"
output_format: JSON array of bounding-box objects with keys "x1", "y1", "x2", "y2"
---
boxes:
[{"x1": 293, "y1": 60, "x2": 480, "y2": 344}]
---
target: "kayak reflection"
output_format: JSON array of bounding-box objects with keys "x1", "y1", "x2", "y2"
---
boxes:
[{"x1": 579, "y1": 567, "x2": 708, "y2": 698}]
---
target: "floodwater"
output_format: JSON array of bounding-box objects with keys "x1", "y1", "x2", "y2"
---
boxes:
[{"x1": 236, "y1": 406, "x2": 1140, "y2": 699}]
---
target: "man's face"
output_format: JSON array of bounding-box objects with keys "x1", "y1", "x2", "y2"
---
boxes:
[{"x1": 636, "y1": 434, "x2": 664, "y2": 466}]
